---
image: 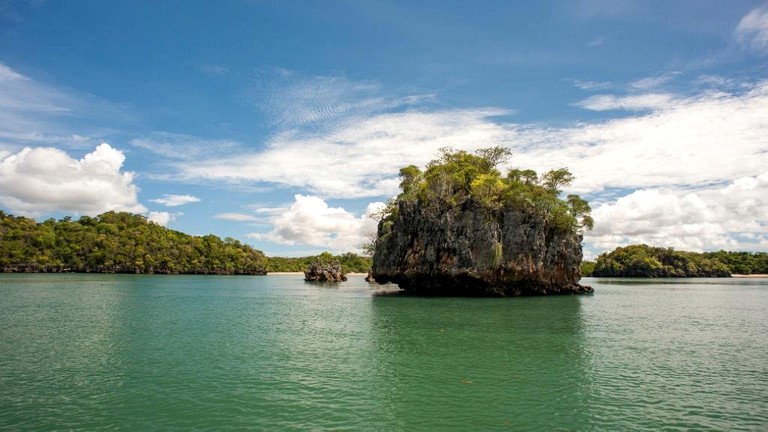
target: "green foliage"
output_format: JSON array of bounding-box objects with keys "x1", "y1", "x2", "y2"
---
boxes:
[
  {"x1": 702, "y1": 250, "x2": 768, "y2": 275},
  {"x1": 266, "y1": 252, "x2": 372, "y2": 273},
  {"x1": 399, "y1": 165, "x2": 421, "y2": 195},
  {"x1": 566, "y1": 194, "x2": 594, "y2": 230},
  {"x1": 0, "y1": 211, "x2": 267, "y2": 274},
  {"x1": 378, "y1": 147, "x2": 593, "y2": 238},
  {"x1": 492, "y1": 241, "x2": 503, "y2": 268},
  {"x1": 580, "y1": 260, "x2": 596, "y2": 276},
  {"x1": 541, "y1": 168, "x2": 574, "y2": 194},
  {"x1": 592, "y1": 244, "x2": 731, "y2": 278},
  {"x1": 475, "y1": 146, "x2": 513, "y2": 169}
]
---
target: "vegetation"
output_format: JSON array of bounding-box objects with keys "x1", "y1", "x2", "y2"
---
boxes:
[
  {"x1": 303, "y1": 253, "x2": 348, "y2": 282},
  {"x1": 0, "y1": 211, "x2": 267, "y2": 274},
  {"x1": 267, "y1": 252, "x2": 371, "y2": 273},
  {"x1": 591, "y1": 244, "x2": 730, "y2": 277},
  {"x1": 703, "y1": 250, "x2": 768, "y2": 275},
  {"x1": 373, "y1": 147, "x2": 592, "y2": 252},
  {"x1": 580, "y1": 260, "x2": 596, "y2": 277}
]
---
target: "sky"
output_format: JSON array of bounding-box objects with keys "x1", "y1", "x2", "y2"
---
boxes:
[{"x1": 1, "y1": 0, "x2": 767, "y2": 259}]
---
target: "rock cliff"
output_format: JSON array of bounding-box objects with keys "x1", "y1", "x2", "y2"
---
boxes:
[{"x1": 371, "y1": 198, "x2": 592, "y2": 296}]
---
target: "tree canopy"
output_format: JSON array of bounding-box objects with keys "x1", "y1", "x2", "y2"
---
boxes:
[
  {"x1": 0, "y1": 211, "x2": 267, "y2": 274},
  {"x1": 266, "y1": 252, "x2": 371, "y2": 273},
  {"x1": 591, "y1": 244, "x2": 730, "y2": 277},
  {"x1": 383, "y1": 146, "x2": 593, "y2": 233},
  {"x1": 703, "y1": 250, "x2": 768, "y2": 275}
]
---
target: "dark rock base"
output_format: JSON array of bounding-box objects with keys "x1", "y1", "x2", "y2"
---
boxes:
[{"x1": 374, "y1": 273, "x2": 593, "y2": 296}]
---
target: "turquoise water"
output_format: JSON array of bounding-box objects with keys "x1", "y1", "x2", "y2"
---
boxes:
[{"x1": 0, "y1": 274, "x2": 766, "y2": 431}]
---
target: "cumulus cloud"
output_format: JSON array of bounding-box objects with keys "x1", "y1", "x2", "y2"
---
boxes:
[
  {"x1": 172, "y1": 78, "x2": 768, "y2": 254},
  {"x1": 586, "y1": 171, "x2": 768, "y2": 253},
  {"x1": 147, "y1": 211, "x2": 181, "y2": 227},
  {"x1": 248, "y1": 195, "x2": 385, "y2": 253},
  {"x1": 526, "y1": 82, "x2": 768, "y2": 194},
  {"x1": 735, "y1": 4, "x2": 768, "y2": 54},
  {"x1": 0, "y1": 143, "x2": 146, "y2": 217},
  {"x1": 177, "y1": 80, "x2": 768, "y2": 200},
  {"x1": 151, "y1": 194, "x2": 200, "y2": 207},
  {"x1": 177, "y1": 108, "x2": 509, "y2": 198}
]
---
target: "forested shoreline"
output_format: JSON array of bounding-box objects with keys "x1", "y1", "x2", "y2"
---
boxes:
[
  {"x1": 267, "y1": 252, "x2": 371, "y2": 273},
  {"x1": 582, "y1": 244, "x2": 768, "y2": 277},
  {"x1": 0, "y1": 211, "x2": 373, "y2": 276},
  {"x1": 5, "y1": 211, "x2": 766, "y2": 279},
  {"x1": 0, "y1": 211, "x2": 268, "y2": 275}
]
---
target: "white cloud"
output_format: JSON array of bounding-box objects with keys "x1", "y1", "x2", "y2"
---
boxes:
[
  {"x1": 147, "y1": 211, "x2": 181, "y2": 227},
  {"x1": 214, "y1": 213, "x2": 260, "y2": 222},
  {"x1": 0, "y1": 62, "x2": 122, "y2": 149},
  {"x1": 695, "y1": 74, "x2": 751, "y2": 91},
  {"x1": 248, "y1": 195, "x2": 385, "y2": 253},
  {"x1": 735, "y1": 4, "x2": 768, "y2": 54},
  {"x1": 130, "y1": 132, "x2": 240, "y2": 161},
  {"x1": 177, "y1": 108, "x2": 509, "y2": 198},
  {"x1": 0, "y1": 143, "x2": 146, "y2": 217},
  {"x1": 629, "y1": 72, "x2": 680, "y2": 90},
  {"x1": 586, "y1": 171, "x2": 768, "y2": 253},
  {"x1": 531, "y1": 82, "x2": 768, "y2": 194},
  {"x1": 171, "y1": 79, "x2": 768, "y2": 254},
  {"x1": 571, "y1": 79, "x2": 611, "y2": 91},
  {"x1": 250, "y1": 68, "x2": 433, "y2": 129},
  {"x1": 575, "y1": 93, "x2": 676, "y2": 111},
  {"x1": 151, "y1": 194, "x2": 200, "y2": 207},
  {"x1": 178, "y1": 80, "x2": 768, "y2": 200}
]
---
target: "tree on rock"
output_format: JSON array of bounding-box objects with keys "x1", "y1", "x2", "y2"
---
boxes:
[
  {"x1": 304, "y1": 252, "x2": 348, "y2": 282},
  {"x1": 370, "y1": 147, "x2": 594, "y2": 296}
]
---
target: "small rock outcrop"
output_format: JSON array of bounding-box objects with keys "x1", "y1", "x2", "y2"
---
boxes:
[
  {"x1": 304, "y1": 261, "x2": 348, "y2": 282},
  {"x1": 365, "y1": 269, "x2": 376, "y2": 283}
]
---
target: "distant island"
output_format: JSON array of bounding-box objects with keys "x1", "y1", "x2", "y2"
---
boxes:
[
  {"x1": 0, "y1": 210, "x2": 375, "y2": 276},
  {"x1": 582, "y1": 244, "x2": 768, "y2": 277},
  {"x1": 0, "y1": 210, "x2": 268, "y2": 275},
  {"x1": 371, "y1": 147, "x2": 594, "y2": 296},
  {"x1": 267, "y1": 252, "x2": 371, "y2": 274}
]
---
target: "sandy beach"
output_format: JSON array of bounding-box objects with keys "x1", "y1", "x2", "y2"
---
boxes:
[{"x1": 731, "y1": 274, "x2": 768, "y2": 278}]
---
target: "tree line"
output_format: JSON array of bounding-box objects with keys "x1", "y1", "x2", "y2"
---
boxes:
[
  {"x1": 267, "y1": 252, "x2": 371, "y2": 273},
  {"x1": 581, "y1": 244, "x2": 768, "y2": 277},
  {"x1": 0, "y1": 211, "x2": 268, "y2": 274}
]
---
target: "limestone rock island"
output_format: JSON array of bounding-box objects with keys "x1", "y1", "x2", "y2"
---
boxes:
[
  {"x1": 371, "y1": 147, "x2": 593, "y2": 296},
  {"x1": 304, "y1": 259, "x2": 348, "y2": 282}
]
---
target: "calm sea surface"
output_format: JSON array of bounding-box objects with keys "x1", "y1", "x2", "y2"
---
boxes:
[{"x1": 0, "y1": 274, "x2": 766, "y2": 431}]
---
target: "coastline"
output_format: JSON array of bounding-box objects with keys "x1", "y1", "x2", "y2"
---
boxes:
[
  {"x1": 731, "y1": 274, "x2": 768, "y2": 278},
  {"x1": 268, "y1": 272, "x2": 369, "y2": 276}
]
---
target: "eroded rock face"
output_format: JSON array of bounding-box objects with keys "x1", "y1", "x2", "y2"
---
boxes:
[
  {"x1": 371, "y1": 199, "x2": 592, "y2": 296},
  {"x1": 304, "y1": 261, "x2": 348, "y2": 282}
]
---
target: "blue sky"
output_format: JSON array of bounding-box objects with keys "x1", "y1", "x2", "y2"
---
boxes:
[{"x1": 1, "y1": 0, "x2": 767, "y2": 258}]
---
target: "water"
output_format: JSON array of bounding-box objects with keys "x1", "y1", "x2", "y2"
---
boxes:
[{"x1": 0, "y1": 274, "x2": 766, "y2": 431}]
